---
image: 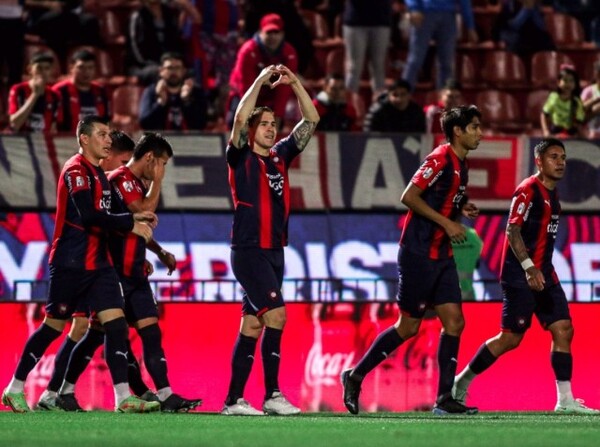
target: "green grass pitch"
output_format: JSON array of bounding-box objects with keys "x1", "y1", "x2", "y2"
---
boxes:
[{"x1": 2, "y1": 411, "x2": 600, "y2": 447}]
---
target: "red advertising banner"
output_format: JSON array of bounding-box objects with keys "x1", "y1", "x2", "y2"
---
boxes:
[{"x1": 2, "y1": 302, "x2": 599, "y2": 412}]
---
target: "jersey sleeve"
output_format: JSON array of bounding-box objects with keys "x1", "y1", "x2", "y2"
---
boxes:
[
  {"x1": 65, "y1": 165, "x2": 91, "y2": 194},
  {"x1": 507, "y1": 185, "x2": 534, "y2": 227},
  {"x1": 112, "y1": 172, "x2": 144, "y2": 207},
  {"x1": 410, "y1": 153, "x2": 446, "y2": 190}
]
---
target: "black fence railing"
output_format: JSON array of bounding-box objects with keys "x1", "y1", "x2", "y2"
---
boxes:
[{"x1": 9, "y1": 279, "x2": 600, "y2": 303}]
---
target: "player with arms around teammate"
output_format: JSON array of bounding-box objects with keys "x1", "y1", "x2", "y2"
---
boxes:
[
  {"x1": 221, "y1": 64, "x2": 319, "y2": 415},
  {"x1": 341, "y1": 105, "x2": 483, "y2": 416},
  {"x1": 56, "y1": 132, "x2": 201, "y2": 413},
  {"x1": 2, "y1": 116, "x2": 159, "y2": 413},
  {"x1": 453, "y1": 138, "x2": 599, "y2": 414}
]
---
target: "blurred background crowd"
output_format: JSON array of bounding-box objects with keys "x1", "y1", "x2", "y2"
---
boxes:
[{"x1": 2, "y1": 0, "x2": 600, "y2": 139}]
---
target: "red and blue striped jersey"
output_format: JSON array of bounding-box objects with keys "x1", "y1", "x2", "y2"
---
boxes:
[
  {"x1": 49, "y1": 153, "x2": 134, "y2": 270},
  {"x1": 108, "y1": 166, "x2": 148, "y2": 279},
  {"x1": 501, "y1": 175, "x2": 561, "y2": 287},
  {"x1": 227, "y1": 135, "x2": 301, "y2": 248},
  {"x1": 8, "y1": 82, "x2": 60, "y2": 132},
  {"x1": 400, "y1": 143, "x2": 468, "y2": 259}
]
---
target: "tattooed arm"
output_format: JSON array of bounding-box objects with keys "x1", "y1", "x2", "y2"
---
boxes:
[
  {"x1": 274, "y1": 65, "x2": 320, "y2": 151},
  {"x1": 506, "y1": 223, "x2": 545, "y2": 291}
]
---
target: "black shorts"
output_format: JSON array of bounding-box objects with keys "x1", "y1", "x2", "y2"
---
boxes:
[
  {"x1": 501, "y1": 282, "x2": 571, "y2": 333},
  {"x1": 121, "y1": 276, "x2": 158, "y2": 324},
  {"x1": 396, "y1": 249, "x2": 461, "y2": 318},
  {"x1": 46, "y1": 265, "x2": 124, "y2": 320},
  {"x1": 231, "y1": 247, "x2": 285, "y2": 317}
]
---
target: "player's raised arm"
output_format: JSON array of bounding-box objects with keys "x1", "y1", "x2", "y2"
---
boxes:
[
  {"x1": 274, "y1": 65, "x2": 320, "y2": 150},
  {"x1": 230, "y1": 65, "x2": 279, "y2": 149}
]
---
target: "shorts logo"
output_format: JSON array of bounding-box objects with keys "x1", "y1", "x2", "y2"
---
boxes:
[
  {"x1": 517, "y1": 317, "x2": 526, "y2": 327},
  {"x1": 269, "y1": 290, "x2": 278, "y2": 301},
  {"x1": 58, "y1": 303, "x2": 68, "y2": 315},
  {"x1": 418, "y1": 302, "x2": 427, "y2": 311}
]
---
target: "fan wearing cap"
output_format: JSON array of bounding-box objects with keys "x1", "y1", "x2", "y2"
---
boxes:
[
  {"x1": 227, "y1": 13, "x2": 298, "y2": 129},
  {"x1": 8, "y1": 51, "x2": 61, "y2": 133}
]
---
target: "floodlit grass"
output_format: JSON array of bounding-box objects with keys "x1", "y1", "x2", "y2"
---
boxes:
[{"x1": 2, "y1": 411, "x2": 600, "y2": 447}]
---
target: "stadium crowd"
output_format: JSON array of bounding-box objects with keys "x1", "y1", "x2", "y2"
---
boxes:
[{"x1": 1, "y1": 0, "x2": 600, "y2": 138}]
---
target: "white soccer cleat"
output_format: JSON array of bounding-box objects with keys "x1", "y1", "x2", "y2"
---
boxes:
[
  {"x1": 262, "y1": 392, "x2": 301, "y2": 415},
  {"x1": 452, "y1": 377, "x2": 468, "y2": 405},
  {"x1": 555, "y1": 398, "x2": 600, "y2": 414},
  {"x1": 36, "y1": 393, "x2": 60, "y2": 411},
  {"x1": 221, "y1": 398, "x2": 265, "y2": 416}
]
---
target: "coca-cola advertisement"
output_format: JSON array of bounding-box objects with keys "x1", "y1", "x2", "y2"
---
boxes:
[{"x1": 2, "y1": 302, "x2": 600, "y2": 412}]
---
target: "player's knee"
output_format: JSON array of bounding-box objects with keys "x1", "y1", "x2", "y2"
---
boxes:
[
  {"x1": 262, "y1": 308, "x2": 286, "y2": 329},
  {"x1": 69, "y1": 318, "x2": 89, "y2": 341},
  {"x1": 443, "y1": 316, "x2": 465, "y2": 336},
  {"x1": 102, "y1": 317, "x2": 128, "y2": 340}
]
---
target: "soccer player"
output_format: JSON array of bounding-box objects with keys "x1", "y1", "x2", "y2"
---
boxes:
[
  {"x1": 36, "y1": 130, "x2": 156, "y2": 411},
  {"x1": 221, "y1": 64, "x2": 319, "y2": 415},
  {"x1": 452, "y1": 138, "x2": 599, "y2": 414},
  {"x1": 341, "y1": 105, "x2": 483, "y2": 416},
  {"x1": 1, "y1": 115, "x2": 160, "y2": 413},
  {"x1": 56, "y1": 132, "x2": 201, "y2": 413}
]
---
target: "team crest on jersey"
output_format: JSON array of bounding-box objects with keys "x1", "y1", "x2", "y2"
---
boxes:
[{"x1": 123, "y1": 180, "x2": 134, "y2": 193}]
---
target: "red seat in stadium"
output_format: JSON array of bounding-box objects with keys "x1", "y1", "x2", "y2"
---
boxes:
[
  {"x1": 111, "y1": 84, "x2": 144, "y2": 134},
  {"x1": 476, "y1": 89, "x2": 530, "y2": 134},
  {"x1": 480, "y1": 50, "x2": 529, "y2": 89},
  {"x1": 530, "y1": 51, "x2": 575, "y2": 89}
]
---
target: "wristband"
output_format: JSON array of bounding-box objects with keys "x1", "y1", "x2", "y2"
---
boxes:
[
  {"x1": 160, "y1": 249, "x2": 167, "y2": 257},
  {"x1": 521, "y1": 258, "x2": 534, "y2": 271}
]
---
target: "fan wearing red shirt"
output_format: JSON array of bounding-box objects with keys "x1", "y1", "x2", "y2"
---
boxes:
[{"x1": 8, "y1": 51, "x2": 60, "y2": 133}]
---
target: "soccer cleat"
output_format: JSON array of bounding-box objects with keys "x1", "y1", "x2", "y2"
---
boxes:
[
  {"x1": 341, "y1": 369, "x2": 361, "y2": 415},
  {"x1": 263, "y1": 392, "x2": 301, "y2": 415},
  {"x1": 451, "y1": 376, "x2": 468, "y2": 405},
  {"x1": 221, "y1": 398, "x2": 265, "y2": 416},
  {"x1": 2, "y1": 389, "x2": 31, "y2": 413},
  {"x1": 160, "y1": 393, "x2": 203, "y2": 413},
  {"x1": 56, "y1": 393, "x2": 86, "y2": 412},
  {"x1": 116, "y1": 395, "x2": 161, "y2": 413},
  {"x1": 139, "y1": 390, "x2": 161, "y2": 403},
  {"x1": 36, "y1": 394, "x2": 61, "y2": 411},
  {"x1": 555, "y1": 398, "x2": 600, "y2": 414},
  {"x1": 433, "y1": 393, "x2": 478, "y2": 416}
]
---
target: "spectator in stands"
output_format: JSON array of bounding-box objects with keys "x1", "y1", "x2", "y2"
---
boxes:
[
  {"x1": 313, "y1": 73, "x2": 358, "y2": 132},
  {"x1": 342, "y1": 0, "x2": 394, "y2": 122},
  {"x1": 402, "y1": 0, "x2": 478, "y2": 91},
  {"x1": 363, "y1": 79, "x2": 426, "y2": 133},
  {"x1": 227, "y1": 13, "x2": 298, "y2": 129},
  {"x1": 139, "y1": 52, "x2": 208, "y2": 131},
  {"x1": 492, "y1": 0, "x2": 555, "y2": 61},
  {"x1": 183, "y1": 0, "x2": 240, "y2": 118},
  {"x1": 580, "y1": 60, "x2": 600, "y2": 139},
  {"x1": 424, "y1": 79, "x2": 464, "y2": 134},
  {"x1": 52, "y1": 49, "x2": 111, "y2": 133},
  {"x1": 8, "y1": 51, "x2": 61, "y2": 133},
  {"x1": 241, "y1": 0, "x2": 314, "y2": 75},
  {"x1": 540, "y1": 65, "x2": 586, "y2": 138},
  {"x1": 26, "y1": 0, "x2": 103, "y2": 62},
  {"x1": 127, "y1": 0, "x2": 200, "y2": 86}
]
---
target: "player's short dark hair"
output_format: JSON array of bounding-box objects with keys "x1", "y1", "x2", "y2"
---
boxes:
[
  {"x1": 133, "y1": 132, "x2": 174, "y2": 160},
  {"x1": 441, "y1": 105, "x2": 482, "y2": 143},
  {"x1": 109, "y1": 130, "x2": 135, "y2": 154},
  {"x1": 77, "y1": 115, "x2": 108, "y2": 140},
  {"x1": 30, "y1": 51, "x2": 54, "y2": 65},
  {"x1": 160, "y1": 52, "x2": 185, "y2": 65},
  {"x1": 534, "y1": 138, "x2": 565, "y2": 158},
  {"x1": 71, "y1": 48, "x2": 96, "y2": 64},
  {"x1": 247, "y1": 106, "x2": 275, "y2": 129}
]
